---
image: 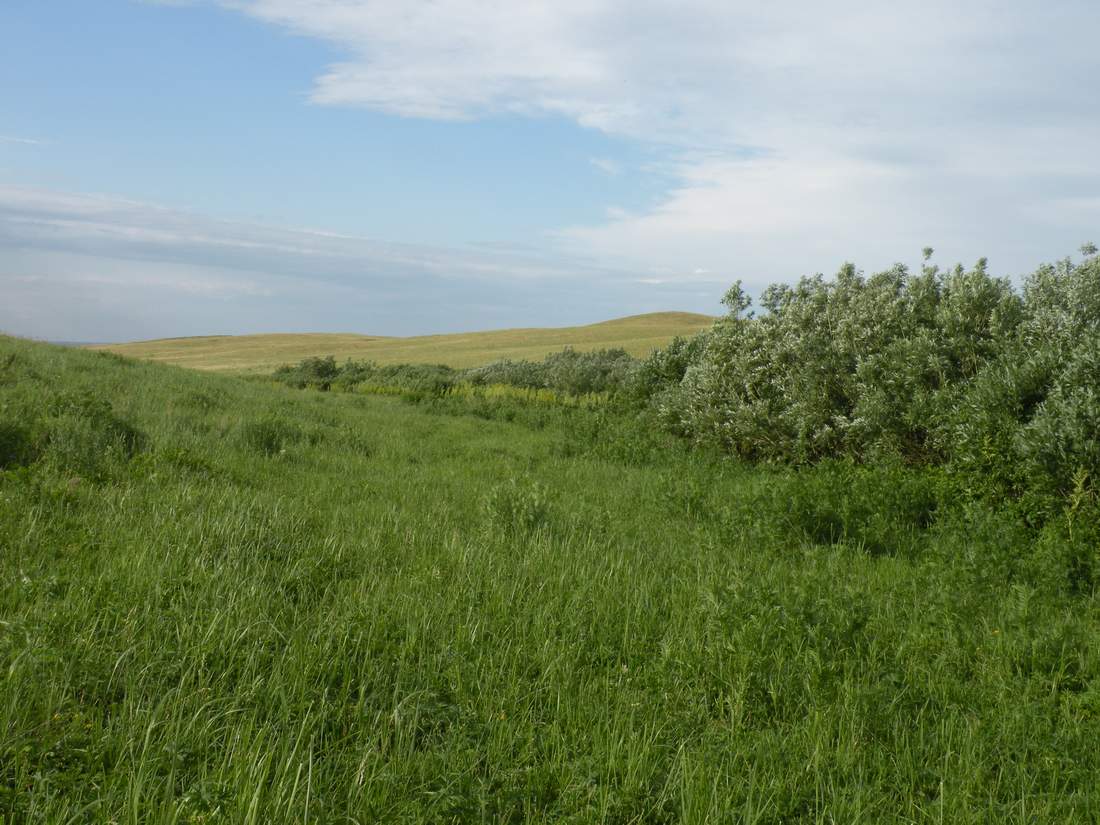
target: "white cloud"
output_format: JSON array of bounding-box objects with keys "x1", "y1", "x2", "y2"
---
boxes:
[
  {"x1": 0, "y1": 184, "x2": 615, "y2": 283},
  {"x1": 216, "y1": 0, "x2": 1100, "y2": 284},
  {"x1": 0, "y1": 135, "x2": 45, "y2": 146},
  {"x1": 2, "y1": 185, "x2": 714, "y2": 341}
]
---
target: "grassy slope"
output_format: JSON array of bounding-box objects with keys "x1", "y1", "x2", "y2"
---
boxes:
[
  {"x1": 90, "y1": 311, "x2": 716, "y2": 372},
  {"x1": 3, "y1": 335, "x2": 1100, "y2": 822}
]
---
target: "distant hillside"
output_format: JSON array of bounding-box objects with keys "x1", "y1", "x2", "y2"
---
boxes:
[{"x1": 90, "y1": 312, "x2": 715, "y2": 372}]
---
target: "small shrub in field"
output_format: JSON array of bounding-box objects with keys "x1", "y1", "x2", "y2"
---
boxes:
[
  {"x1": 923, "y1": 502, "x2": 1034, "y2": 590},
  {"x1": 45, "y1": 416, "x2": 143, "y2": 480},
  {"x1": 179, "y1": 388, "x2": 229, "y2": 413},
  {"x1": 1021, "y1": 475, "x2": 1100, "y2": 595},
  {"x1": 568, "y1": 408, "x2": 676, "y2": 466},
  {"x1": 238, "y1": 418, "x2": 301, "y2": 457},
  {"x1": 338, "y1": 428, "x2": 373, "y2": 456},
  {"x1": 156, "y1": 446, "x2": 221, "y2": 480},
  {"x1": 42, "y1": 391, "x2": 145, "y2": 480},
  {"x1": 768, "y1": 461, "x2": 941, "y2": 556},
  {"x1": 0, "y1": 423, "x2": 37, "y2": 469},
  {"x1": 659, "y1": 469, "x2": 713, "y2": 521},
  {"x1": 272, "y1": 355, "x2": 340, "y2": 390},
  {"x1": 484, "y1": 478, "x2": 553, "y2": 537}
]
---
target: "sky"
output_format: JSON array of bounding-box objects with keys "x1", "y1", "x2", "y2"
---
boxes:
[{"x1": 2, "y1": 0, "x2": 1098, "y2": 342}]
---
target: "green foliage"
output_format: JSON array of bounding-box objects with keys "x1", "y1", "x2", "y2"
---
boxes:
[
  {"x1": 622, "y1": 333, "x2": 709, "y2": 407},
  {"x1": 40, "y1": 390, "x2": 145, "y2": 480},
  {"x1": 342, "y1": 361, "x2": 458, "y2": 396},
  {"x1": 4, "y1": 334, "x2": 1100, "y2": 821},
  {"x1": 237, "y1": 416, "x2": 302, "y2": 456},
  {"x1": 274, "y1": 346, "x2": 638, "y2": 399},
  {"x1": 271, "y1": 354, "x2": 340, "y2": 389},
  {"x1": 467, "y1": 346, "x2": 635, "y2": 395},
  {"x1": 638, "y1": 248, "x2": 1100, "y2": 520},
  {"x1": 0, "y1": 422, "x2": 36, "y2": 469},
  {"x1": 765, "y1": 460, "x2": 941, "y2": 557},
  {"x1": 484, "y1": 477, "x2": 553, "y2": 536}
]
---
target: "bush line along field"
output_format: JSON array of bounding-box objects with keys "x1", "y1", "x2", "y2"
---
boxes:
[
  {"x1": 277, "y1": 246, "x2": 1100, "y2": 533},
  {"x1": 2, "y1": 247, "x2": 1100, "y2": 821},
  {"x1": 90, "y1": 312, "x2": 715, "y2": 373}
]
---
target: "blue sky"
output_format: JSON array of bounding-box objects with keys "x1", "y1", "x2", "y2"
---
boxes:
[{"x1": 2, "y1": 0, "x2": 1099, "y2": 341}]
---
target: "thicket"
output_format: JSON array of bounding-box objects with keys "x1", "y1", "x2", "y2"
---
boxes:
[
  {"x1": 273, "y1": 346, "x2": 635, "y2": 397},
  {"x1": 270, "y1": 246, "x2": 1100, "y2": 528},
  {"x1": 631, "y1": 246, "x2": 1100, "y2": 521}
]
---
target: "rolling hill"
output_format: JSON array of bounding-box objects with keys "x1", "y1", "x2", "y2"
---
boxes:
[{"x1": 90, "y1": 311, "x2": 715, "y2": 372}]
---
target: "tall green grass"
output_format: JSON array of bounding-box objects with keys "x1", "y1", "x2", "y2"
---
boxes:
[{"x1": 2, "y1": 335, "x2": 1100, "y2": 823}]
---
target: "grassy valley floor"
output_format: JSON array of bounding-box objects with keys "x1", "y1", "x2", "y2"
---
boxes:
[{"x1": 2, "y1": 335, "x2": 1100, "y2": 822}]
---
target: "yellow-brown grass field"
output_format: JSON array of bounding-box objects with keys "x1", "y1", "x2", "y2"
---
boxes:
[{"x1": 90, "y1": 311, "x2": 715, "y2": 372}]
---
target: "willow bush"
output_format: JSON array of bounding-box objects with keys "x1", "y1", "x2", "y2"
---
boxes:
[{"x1": 635, "y1": 246, "x2": 1100, "y2": 514}]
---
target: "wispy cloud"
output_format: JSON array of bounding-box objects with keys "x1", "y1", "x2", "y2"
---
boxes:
[
  {"x1": 0, "y1": 135, "x2": 46, "y2": 146},
  {"x1": 589, "y1": 157, "x2": 621, "y2": 176},
  {"x1": 0, "y1": 184, "x2": 612, "y2": 282},
  {"x1": 0, "y1": 185, "x2": 717, "y2": 341}
]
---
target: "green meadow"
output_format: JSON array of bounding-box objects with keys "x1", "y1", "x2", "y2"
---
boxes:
[{"x1": 3, "y1": 330, "x2": 1100, "y2": 823}]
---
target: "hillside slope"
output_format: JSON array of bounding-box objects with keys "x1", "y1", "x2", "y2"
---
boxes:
[
  {"x1": 91, "y1": 311, "x2": 715, "y2": 372},
  {"x1": 3, "y1": 334, "x2": 1099, "y2": 821}
]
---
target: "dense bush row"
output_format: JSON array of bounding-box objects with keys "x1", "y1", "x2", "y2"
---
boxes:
[
  {"x1": 272, "y1": 246, "x2": 1100, "y2": 521},
  {"x1": 273, "y1": 346, "x2": 636, "y2": 398},
  {"x1": 632, "y1": 246, "x2": 1100, "y2": 518}
]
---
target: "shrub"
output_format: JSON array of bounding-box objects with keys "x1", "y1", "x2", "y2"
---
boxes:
[
  {"x1": 1017, "y1": 340, "x2": 1100, "y2": 501},
  {"x1": 272, "y1": 355, "x2": 341, "y2": 390},
  {"x1": 941, "y1": 344, "x2": 1057, "y2": 504},
  {"x1": 484, "y1": 478, "x2": 553, "y2": 537},
  {"x1": 764, "y1": 460, "x2": 941, "y2": 556},
  {"x1": 623, "y1": 333, "x2": 710, "y2": 404},
  {"x1": 635, "y1": 247, "x2": 1100, "y2": 521},
  {"x1": 661, "y1": 258, "x2": 1023, "y2": 463},
  {"x1": 238, "y1": 418, "x2": 301, "y2": 457},
  {"x1": 0, "y1": 422, "x2": 37, "y2": 469},
  {"x1": 42, "y1": 391, "x2": 146, "y2": 480},
  {"x1": 1020, "y1": 475, "x2": 1100, "y2": 595},
  {"x1": 466, "y1": 347, "x2": 635, "y2": 395},
  {"x1": 274, "y1": 348, "x2": 637, "y2": 399},
  {"x1": 924, "y1": 502, "x2": 1035, "y2": 590},
  {"x1": 178, "y1": 388, "x2": 229, "y2": 413}
]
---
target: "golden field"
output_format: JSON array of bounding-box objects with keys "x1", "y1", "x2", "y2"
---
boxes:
[{"x1": 90, "y1": 311, "x2": 715, "y2": 372}]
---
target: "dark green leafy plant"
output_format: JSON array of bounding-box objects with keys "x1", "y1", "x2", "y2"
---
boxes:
[{"x1": 238, "y1": 417, "x2": 301, "y2": 456}]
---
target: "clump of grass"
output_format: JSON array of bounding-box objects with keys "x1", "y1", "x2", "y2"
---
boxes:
[
  {"x1": 770, "y1": 459, "x2": 941, "y2": 556},
  {"x1": 178, "y1": 388, "x2": 229, "y2": 413},
  {"x1": 0, "y1": 422, "x2": 36, "y2": 469},
  {"x1": 484, "y1": 477, "x2": 553, "y2": 536},
  {"x1": 41, "y1": 390, "x2": 146, "y2": 480},
  {"x1": 237, "y1": 417, "x2": 301, "y2": 456}
]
